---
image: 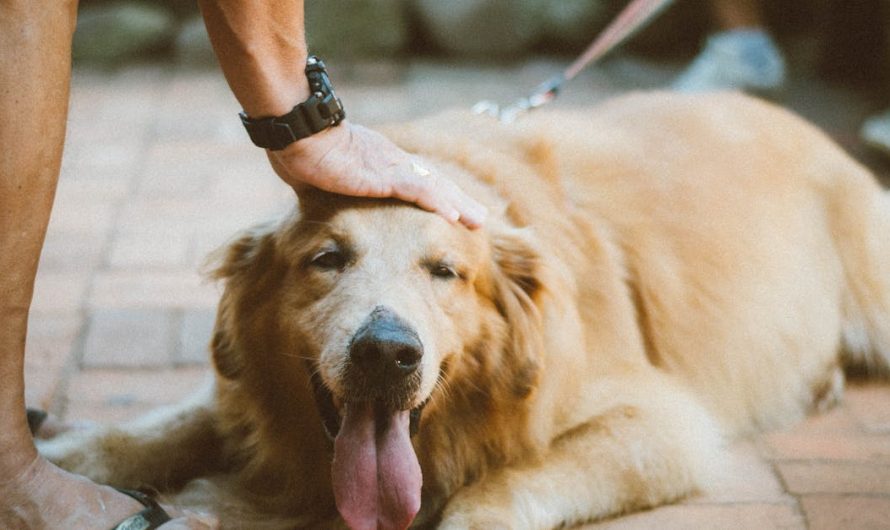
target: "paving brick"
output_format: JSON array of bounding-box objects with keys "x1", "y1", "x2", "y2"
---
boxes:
[
  {"x1": 81, "y1": 308, "x2": 176, "y2": 368},
  {"x1": 583, "y1": 503, "x2": 804, "y2": 530},
  {"x1": 65, "y1": 367, "x2": 209, "y2": 410},
  {"x1": 25, "y1": 370, "x2": 66, "y2": 412},
  {"x1": 776, "y1": 462, "x2": 890, "y2": 495},
  {"x1": 117, "y1": 198, "x2": 290, "y2": 236},
  {"x1": 779, "y1": 403, "x2": 861, "y2": 435},
  {"x1": 800, "y1": 495, "x2": 890, "y2": 530},
  {"x1": 761, "y1": 430, "x2": 890, "y2": 462},
  {"x1": 45, "y1": 198, "x2": 117, "y2": 235},
  {"x1": 163, "y1": 70, "x2": 232, "y2": 105},
  {"x1": 24, "y1": 313, "x2": 82, "y2": 409},
  {"x1": 153, "y1": 109, "x2": 243, "y2": 144},
  {"x1": 175, "y1": 309, "x2": 215, "y2": 365},
  {"x1": 58, "y1": 160, "x2": 140, "y2": 194},
  {"x1": 88, "y1": 271, "x2": 221, "y2": 309},
  {"x1": 108, "y1": 230, "x2": 191, "y2": 269},
  {"x1": 25, "y1": 314, "x2": 83, "y2": 370},
  {"x1": 61, "y1": 141, "x2": 144, "y2": 175},
  {"x1": 38, "y1": 229, "x2": 107, "y2": 273},
  {"x1": 63, "y1": 366, "x2": 210, "y2": 424},
  {"x1": 189, "y1": 229, "x2": 240, "y2": 269},
  {"x1": 138, "y1": 143, "x2": 220, "y2": 199},
  {"x1": 689, "y1": 442, "x2": 790, "y2": 504},
  {"x1": 55, "y1": 175, "x2": 130, "y2": 202},
  {"x1": 845, "y1": 383, "x2": 890, "y2": 433},
  {"x1": 64, "y1": 400, "x2": 154, "y2": 425},
  {"x1": 30, "y1": 272, "x2": 90, "y2": 314}
]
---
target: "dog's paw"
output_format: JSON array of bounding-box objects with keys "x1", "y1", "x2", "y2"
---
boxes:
[
  {"x1": 438, "y1": 514, "x2": 513, "y2": 530},
  {"x1": 438, "y1": 501, "x2": 515, "y2": 530}
]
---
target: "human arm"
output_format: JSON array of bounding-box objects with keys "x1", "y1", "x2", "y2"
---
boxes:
[{"x1": 197, "y1": 0, "x2": 486, "y2": 228}]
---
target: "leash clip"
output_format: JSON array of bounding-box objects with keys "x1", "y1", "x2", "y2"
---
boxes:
[
  {"x1": 472, "y1": 0, "x2": 674, "y2": 123},
  {"x1": 474, "y1": 74, "x2": 564, "y2": 123}
]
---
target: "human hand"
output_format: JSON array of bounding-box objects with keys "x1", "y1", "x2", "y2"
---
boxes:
[{"x1": 267, "y1": 121, "x2": 487, "y2": 229}]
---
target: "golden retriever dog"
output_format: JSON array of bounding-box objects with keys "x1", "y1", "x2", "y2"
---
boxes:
[{"x1": 39, "y1": 92, "x2": 890, "y2": 529}]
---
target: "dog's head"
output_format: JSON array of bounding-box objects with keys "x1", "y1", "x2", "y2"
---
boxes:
[{"x1": 211, "y1": 184, "x2": 545, "y2": 528}]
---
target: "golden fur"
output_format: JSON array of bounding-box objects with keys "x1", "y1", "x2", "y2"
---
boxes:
[{"x1": 39, "y1": 92, "x2": 890, "y2": 529}]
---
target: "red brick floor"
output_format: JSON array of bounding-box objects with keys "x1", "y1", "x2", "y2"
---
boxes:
[{"x1": 25, "y1": 57, "x2": 890, "y2": 529}]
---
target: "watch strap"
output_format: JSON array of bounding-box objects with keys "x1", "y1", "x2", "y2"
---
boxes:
[{"x1": 239, "y1": 56, "x2": 345, "y2": 151}]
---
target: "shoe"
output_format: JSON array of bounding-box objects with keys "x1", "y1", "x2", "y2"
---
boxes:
[
  {"x1": 861, "y1": 110, "x2": 890, "y2": 158},
  {"x1": 673, "y1": 29, "x2": 786, "y2": 96}
]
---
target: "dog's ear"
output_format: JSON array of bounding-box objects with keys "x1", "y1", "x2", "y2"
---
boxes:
[
  {"x1": 489, "y1": 227, "x2": 545, "y2": 399},
  {"x1": 207, "y1": 226, "x2": 280, "y2": 380},
  {"x1": 209, "y1": 225, "x2": 278, "y2": 282},
  {"x1": 491, "y1": 228, "x2": 542, "y2": 299},
  {"x1": 211, "y1": 321, "x2": 242, "y2": 380}
]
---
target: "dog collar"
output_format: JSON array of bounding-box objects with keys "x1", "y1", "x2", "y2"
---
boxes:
[{"x1": 239, "y1": 56, "x2": 346, "y2": 151}]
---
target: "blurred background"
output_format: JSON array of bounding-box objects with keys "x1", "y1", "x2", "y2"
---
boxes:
[{"x1": 68, "y1": 0, "x2": 890, "y2": 170}]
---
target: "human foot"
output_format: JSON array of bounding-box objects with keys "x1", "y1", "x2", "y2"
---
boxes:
[{"x1": 0, "y1": 456, "x2": 216, "y2": 529}]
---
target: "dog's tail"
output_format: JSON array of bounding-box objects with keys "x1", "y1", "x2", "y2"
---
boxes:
[{"x1": 835, "y1": 163, "x2": 890, "y2": 377}]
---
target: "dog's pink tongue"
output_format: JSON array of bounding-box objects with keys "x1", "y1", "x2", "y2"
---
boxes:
[{"x1": 332, "y1": 402, "x2": 422, "y2": 530}]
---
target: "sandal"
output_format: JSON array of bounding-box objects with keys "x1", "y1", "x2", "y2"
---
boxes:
[
  {"x1": 25, "y1": 409, "x2": 172, "y2": 528},
  {"x1": 110, "y1": 488, "x2": 173, "y2": 530}
]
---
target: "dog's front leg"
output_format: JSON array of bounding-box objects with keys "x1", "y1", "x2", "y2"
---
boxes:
[
  {"x1": 438, "y1": 384, "x2": 725, "y2": 529},
  {"x1": 37, "y1": 383, "x2": 224, "y2": 492}
]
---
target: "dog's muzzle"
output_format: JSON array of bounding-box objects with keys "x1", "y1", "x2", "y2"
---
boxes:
[
  {"x1": 309, "y1": 306, "x2": 427, "y2": 441},
  {"x1": 309, "y1": 370, "x2": 424, "y2": 441}
]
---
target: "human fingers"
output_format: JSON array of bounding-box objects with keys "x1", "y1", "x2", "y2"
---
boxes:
[
  {"x1": 393, "y1": 161, "x2": 487, "y2": 229},
  {"x1": 447, "y1": 179, "x2": 488, "y2": 229}
]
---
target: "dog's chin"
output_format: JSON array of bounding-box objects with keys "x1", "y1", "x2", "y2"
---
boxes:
[{"x1": 309, "y1": 371, "x2": 426, "y2": 441}]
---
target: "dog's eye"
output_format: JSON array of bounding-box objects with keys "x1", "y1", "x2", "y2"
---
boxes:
[
  {"x1": 310, "y1": 250, "x2": 348, "y2": 270},
  {"x1": 429, "y1": 263, "x2": 459, "y2": 280}
]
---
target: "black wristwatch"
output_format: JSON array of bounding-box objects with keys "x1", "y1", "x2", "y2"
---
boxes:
[{"x1": 239, "y1": 56, "x2": 346, "y2": 151}]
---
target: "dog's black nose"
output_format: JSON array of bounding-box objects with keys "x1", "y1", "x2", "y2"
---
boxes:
[{"x1": 349, "y1": 307, "x2": 423, "y2": 383}]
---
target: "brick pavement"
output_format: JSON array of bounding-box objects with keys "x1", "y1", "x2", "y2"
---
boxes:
[{"x1": 24, "y1": 57, "x2": 890, "y2": 529}]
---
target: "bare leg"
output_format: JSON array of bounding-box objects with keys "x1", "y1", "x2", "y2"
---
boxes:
[
  {"x1": 0, "y1": 3, "x2": 213, "y2": 528},
  {"x1": 0, "y1": 0, "x2": 73, "y2": 472}
]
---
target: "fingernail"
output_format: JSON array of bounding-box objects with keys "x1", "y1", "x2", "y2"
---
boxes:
[{"x1": 462, "y1": 204, "x2": 487, "y2": 228}]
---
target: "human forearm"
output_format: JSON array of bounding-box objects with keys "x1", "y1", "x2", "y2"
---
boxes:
[
  {"x1": 198, "y1": 0, "x2": 487, "y2": 228},
  {"x1": 198, "y1": 0, "x2": 309, "y2": 117}
]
